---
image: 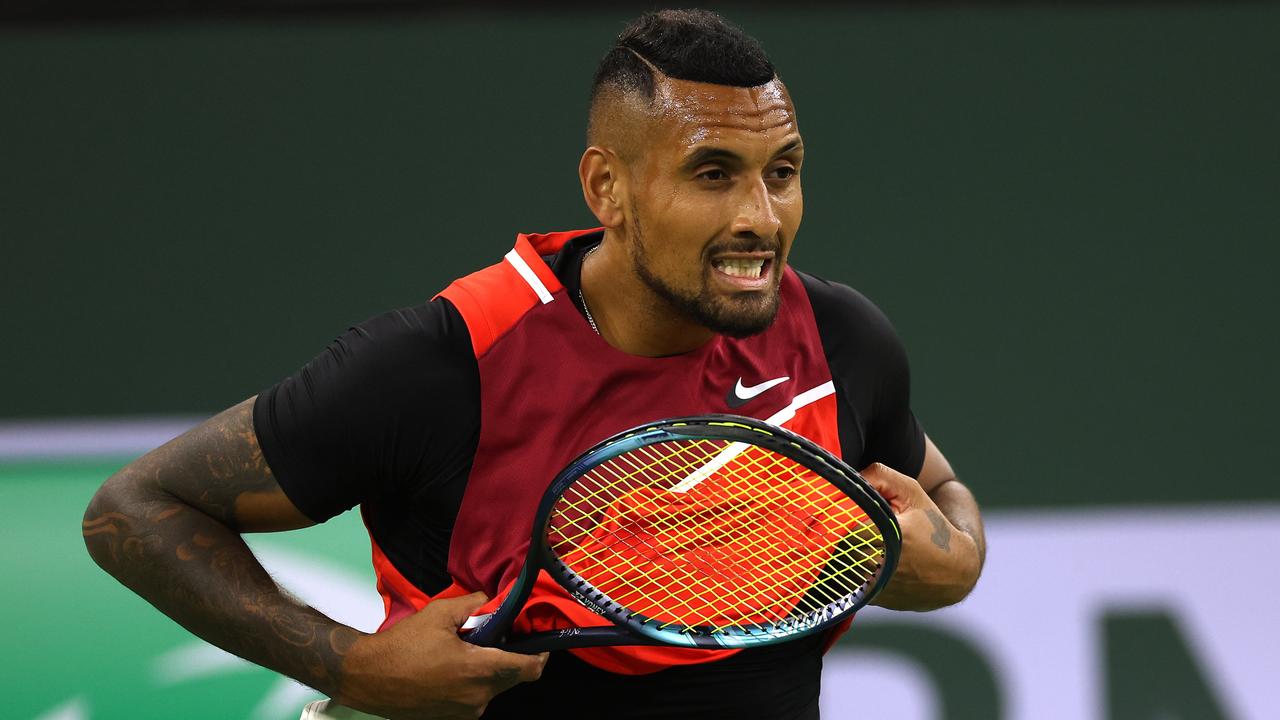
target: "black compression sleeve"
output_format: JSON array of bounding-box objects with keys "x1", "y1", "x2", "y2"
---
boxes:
[
  {"x1": 798, "y1": 271, "x2": 926, "y2": 478},
  {"x1": 252, "y1": 298, "x2": 479, "y2": 523}
]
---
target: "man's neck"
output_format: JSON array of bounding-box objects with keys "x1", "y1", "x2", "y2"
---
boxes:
[{"x1": 579, "y1": 230, "x2": 715, "y2": 357}]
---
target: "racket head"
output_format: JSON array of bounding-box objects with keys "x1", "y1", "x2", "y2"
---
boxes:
[{"x1": 515, "y1": 415, "x2": 900, "y2": 650}]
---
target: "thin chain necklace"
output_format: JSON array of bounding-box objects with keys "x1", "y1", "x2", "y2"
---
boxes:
[{"x1": 579, "y1": 244, "x2": 601, "y2": 335}]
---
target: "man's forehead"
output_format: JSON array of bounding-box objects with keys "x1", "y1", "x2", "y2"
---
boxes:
[{"x1": 649, "y1": 76, "x2": 797, "y2": 141}]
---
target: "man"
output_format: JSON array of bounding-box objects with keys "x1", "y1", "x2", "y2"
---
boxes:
[{"x1": 84, "y1": 9, "x2": 984, "y2": 719}]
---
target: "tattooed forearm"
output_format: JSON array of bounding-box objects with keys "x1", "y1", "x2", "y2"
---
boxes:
[
  {"x1": 928, "y1": 479, "x2": 986, "y2": 568},
  {"x1": 115, "y1": 398, "x2": 285, "y2": 530},
  {"x1": 82, "y1": 398, "x2": 352, "y2": 697},
  {"x1": 925, "y1": 509, "x2": 951, "y2": 551}
]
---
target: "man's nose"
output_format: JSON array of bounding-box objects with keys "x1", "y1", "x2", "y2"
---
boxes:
[{"x1": 730, "y1": 178, "x2": 781, "y2": 239}]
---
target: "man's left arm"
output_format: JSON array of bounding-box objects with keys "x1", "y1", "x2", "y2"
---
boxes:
[{"x1": 864, "y1": 434, "x2": 986, "y2": 611}]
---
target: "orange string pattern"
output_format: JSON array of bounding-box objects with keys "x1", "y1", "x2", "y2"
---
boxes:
[{"x1": 548, "y1": 437, "x2": 884, "y2": 636}]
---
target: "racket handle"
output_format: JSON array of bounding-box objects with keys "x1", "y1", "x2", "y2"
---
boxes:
[
  {"x1": 460, "y1": 612, "x2": 505, "y2": 647},
  {"x1": 502, "y1": 626, "x2": 666, "y2": 654}
]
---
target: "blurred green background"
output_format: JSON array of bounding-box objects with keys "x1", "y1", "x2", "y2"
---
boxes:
[
  {"x1": 5, "y1": 3, "x2": 1277, "y2": 507},
  {"x1": 3, "y1": 3, "x2": 1277, "y2": 718}
]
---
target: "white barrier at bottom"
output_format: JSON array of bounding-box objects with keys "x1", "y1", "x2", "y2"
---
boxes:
[{"x1": 821, "y1": 505, "x2": 1280, "y2": 720}]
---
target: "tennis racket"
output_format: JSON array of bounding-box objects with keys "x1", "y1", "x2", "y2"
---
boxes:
[{"x1": 461, "y1": 414, "x2": 900, "y2": 653}]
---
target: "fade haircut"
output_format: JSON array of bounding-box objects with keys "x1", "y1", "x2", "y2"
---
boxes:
[{"x1": 588, "y1": 9, "x2": 776, "y2": 142}]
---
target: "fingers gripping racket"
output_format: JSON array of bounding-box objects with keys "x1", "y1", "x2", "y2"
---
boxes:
[{"x1": 462, "y1": 415, "x2": 900, "y2": 653}]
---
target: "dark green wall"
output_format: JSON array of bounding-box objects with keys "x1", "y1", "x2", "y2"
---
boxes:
[{"x1": 4, "y1": 5, "x2": 1277, "y2": 507}]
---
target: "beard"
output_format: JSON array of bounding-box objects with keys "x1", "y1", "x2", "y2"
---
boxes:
[{"x1": 627, "y1": 212, "x2": 782, "y2": 339}]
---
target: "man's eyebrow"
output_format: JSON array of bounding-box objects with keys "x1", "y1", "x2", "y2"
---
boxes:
[
  {"x1": 681, "y1": 139, "x2": 805, "y2": 171},
  {"x1": 681, "y1": 146, "x2": 745, "y2": 170},
  {"x1": 774, "y1": 139, "x2": 804, "y2": 157}
]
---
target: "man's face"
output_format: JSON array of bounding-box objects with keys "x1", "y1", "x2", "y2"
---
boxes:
[{"x1": 622, "y1": 76, "x2": 804, "y2": 338}]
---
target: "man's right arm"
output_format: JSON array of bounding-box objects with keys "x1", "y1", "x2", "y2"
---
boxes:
[{"x1": 83, "y1": 397, "x2": 545, "y2": 719}]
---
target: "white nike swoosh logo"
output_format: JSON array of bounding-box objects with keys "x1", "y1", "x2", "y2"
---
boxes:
[{"x1": 727, "y1": 375, "x2": 790, "y2": 407}]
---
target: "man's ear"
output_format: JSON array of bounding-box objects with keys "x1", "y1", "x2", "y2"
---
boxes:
[{"x1": 579, "y1": 146, "x2": 626, "y2": 229}]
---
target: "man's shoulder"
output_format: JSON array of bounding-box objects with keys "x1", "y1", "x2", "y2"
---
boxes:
[
  {"x1": 792, "y1": 268, "x2": 900, "y2": 341},
  {"x1": 337, "y1": 297, "x2": 474, "y2": 370}
]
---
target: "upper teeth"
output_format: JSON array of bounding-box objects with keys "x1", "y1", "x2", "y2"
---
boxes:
[{"x1": 716, "y1": 259, "x2": 765, "y2": 278}]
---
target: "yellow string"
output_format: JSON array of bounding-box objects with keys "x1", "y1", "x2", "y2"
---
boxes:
[{"x1": 545, "y1": 436, "x2": 887, "y2": 634}]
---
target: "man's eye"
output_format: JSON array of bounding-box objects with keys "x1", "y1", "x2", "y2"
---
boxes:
[
  {"x1": 772, "y1": 166, "x2": 798, "y2": 180},
  {"x1": 698, "y1": 169, "x2": 728, "y2": 182}
]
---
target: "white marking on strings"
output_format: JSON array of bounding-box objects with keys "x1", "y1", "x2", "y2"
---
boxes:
[{"x1": 668, "y1": 381, "x2": 836, "y2": 494}]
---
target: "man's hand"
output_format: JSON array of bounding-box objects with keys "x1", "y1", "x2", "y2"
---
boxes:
[
  {"x1": 861, "y1": 462, "x2": 983, "y2": 611},
  {"x1": 337, "y1": 592, "x2": 548, "y2": 720}
]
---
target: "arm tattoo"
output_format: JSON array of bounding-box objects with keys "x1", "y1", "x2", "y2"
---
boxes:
[
  {"x1": 83, "y1": 399, "x2": 357, "y2": 696},
  {"x1": 926, "y1": 508, "x2": 952, "y2": 552}
]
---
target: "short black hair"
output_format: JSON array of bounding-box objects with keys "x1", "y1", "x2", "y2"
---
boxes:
[{"x1": 590, "y1": 9, "x2": 776, "y2": 108}]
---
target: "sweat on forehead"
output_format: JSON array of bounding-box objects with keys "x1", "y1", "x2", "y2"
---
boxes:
[
  {"x1": 652, "y1": 76, "x2": 793, "y2": 128},
  {"x1": 588, "y1": 74, "x2": 794, "y2": 159}
]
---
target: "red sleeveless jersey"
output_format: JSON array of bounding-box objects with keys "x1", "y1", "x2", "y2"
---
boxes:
[{"x1": 368, "y1": 229, "x2": 852, "y2": 674}]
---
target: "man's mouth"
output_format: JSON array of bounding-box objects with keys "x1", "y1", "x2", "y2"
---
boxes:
[
  {"x1": 710, "y1": 253, "x2": 775, "y2": 289},
  {"x1": 713, "y1": 257, "x2": 767, "y2": 279}
]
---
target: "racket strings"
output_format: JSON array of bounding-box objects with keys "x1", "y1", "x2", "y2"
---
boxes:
[
  {"x1": 564, "y1": 442, "x2": 866, "y2": 555},
  {"x1": 564, "y1": 465, "x2": 873, "y2": 635},
  {"x1": 553, "y1": 438, "x2": 850, "y2": 551},
  {"x1": 549, "y1": 438, "x2": 735, "y2": 551},
  {"x1": 550, "y1": 442, "x2": 776, "y2": 627},
  {"x1": 560, "y1": 440, "x2": 874, "y2": 599},
  {"x1": 609, "y1": 444, "x2": 881, "y2": 631},
  {"x1": 548, "y1": 438, "x2": 721, "y2": 542},
  {"x1": 546, "y1": 436, "x2": 886, "y2": 636},
  {"x1": 553, "y1": 442, "x2": 790, "y2": 625},
  {"x1": 580, "y1": 448, "x2": 816, "y2": 631},
  {"x1": 640, "y1": 448, "x2": 882, "y2": 632}
]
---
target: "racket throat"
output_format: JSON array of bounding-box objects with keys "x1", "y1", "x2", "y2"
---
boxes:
[{"x1": 464, "y1": 556, "x2": 541, "y2": 647}]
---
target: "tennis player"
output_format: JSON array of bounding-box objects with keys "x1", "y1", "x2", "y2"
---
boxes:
[{"x1": 83, "y1": 9, "x2": 985, "y2": 719}]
